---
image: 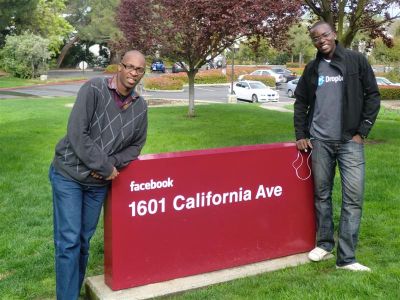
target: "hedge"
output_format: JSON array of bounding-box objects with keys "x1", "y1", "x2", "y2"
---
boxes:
[
  {"x1": 240, "y1": 75, "x2": 276, "y2": 87},
  {"x1": 164, "y1": 69, "x2": 228, "y2": 85},
  {"x1": 194, "y1": 69, "x2": 227, "y2": 84},
  {"x1": 379, "y1": 86, "x2": 400, "y2": 100},
  {"x1": 104, "y1": 64, "x2": 118, "y2": 73},
  {"x1": 144, "y1": 77, "x2": 183, "y2": 90},
  {"x1": 286, "y1": 62, "x2": 305, "y2": 68}
]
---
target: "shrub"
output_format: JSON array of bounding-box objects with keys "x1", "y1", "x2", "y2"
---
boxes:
[
  {"x1": 240, "y1": 75, "x2": 276, "y2": 87},
  {"x1": 195, "y1": 69, "x2": 227, "y2": 84},
  {"x1": 288, "y1": 67, "x2": 304, "y2": 76},
  {"x1": 104, "y1": 64, "x2": 118, "y2": 74},
  {"x1": 144, "y1": 77, "x2": 183, "y2": 90},
  {"x1": 379, "y1": 86, "x2": 400, "y2": 100},
  {"x1": 166, "y1": 69, "x2": 228, "y2": 84},
  {"x1": 286, "y1": 62, "x2": 305, "y2": 68},
  {"x1": 0, "y1": 32, "x2": 51, "y2": 78},
  {"x1": 375, "y1": 69, "x2": 400, "y2": 83},
  {"x1": 165, "y1": 72, "x2": 188, "y2": 84}
]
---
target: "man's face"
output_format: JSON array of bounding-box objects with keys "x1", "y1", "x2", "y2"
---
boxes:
[
  {"x1": 310, "y1": 24, "x2": 336, "y2": 58},
  {"x1": 117, "y1": 53, "x2": 146, "y2": 91}
]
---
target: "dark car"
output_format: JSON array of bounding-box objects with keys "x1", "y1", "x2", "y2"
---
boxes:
[
  {"x1": 171, "y1": 62, "x2": 187, "y2": 73},
  {"x1": 271, "y1": 68, "x2": 297, "y2": 83},
  {"x1": 151, "y1": 59, "x2": 166, "y2": 73}
]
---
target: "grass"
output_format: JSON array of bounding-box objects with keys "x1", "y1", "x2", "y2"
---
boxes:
[
  {"x1": 0, "y1": 98, "x2": 399, "y2": 299},
  {"x1": 0, "y1": 75, "x2": 86, "y2": 89}
]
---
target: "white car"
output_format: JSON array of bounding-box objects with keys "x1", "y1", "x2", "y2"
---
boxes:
[
  {"x1": 238, "y1": 69, "x2": 285, "y2": 83},
  {"x1": 286, "y1": 78, "x2": 299, "y2": 97},
  {"x1": 231, "y1": 80, "x2": 279, "y2": 103},
  {"x1": 375, "y1": 76, "x2": 400, "y2": 86}
]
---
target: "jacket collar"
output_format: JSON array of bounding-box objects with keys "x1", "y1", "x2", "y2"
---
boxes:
[
  {"x1": 316, "y1": 41, "x2": 345, "y2": 62},
  {"x1": 314, "y1": 41, "x2": 346, "y2": 75}
]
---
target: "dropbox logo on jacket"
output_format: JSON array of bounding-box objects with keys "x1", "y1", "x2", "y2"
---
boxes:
[
  {"x1": 318, "y1": 76, "x2": 325, "y2": 86},
  {"x1": 318, "y1": 75, "x2": 343, "y2": 87}
]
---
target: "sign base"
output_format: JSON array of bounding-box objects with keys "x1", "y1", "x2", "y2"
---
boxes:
[{"x1": 86, "y1": 253, "x2": 311, "y2": 300}]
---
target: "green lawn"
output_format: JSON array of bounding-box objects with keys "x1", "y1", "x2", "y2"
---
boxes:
[
  {"x1": 0, "y1": 75, "x2": 86, "y2": 89},
  {"x1": 0, "y1": 98, "x2": 399, "y2": 299}
]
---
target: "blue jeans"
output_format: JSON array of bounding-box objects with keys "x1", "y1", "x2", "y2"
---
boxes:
[
  {"x1": 311, "y1": 139, "x2": 365, "y2": 266},
  {"x1": 49, "y1": 165, "x2": 108, "y2": 300}
]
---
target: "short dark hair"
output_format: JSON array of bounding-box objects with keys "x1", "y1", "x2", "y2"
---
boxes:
[{"x1": 309, "y1": 21, "x2": 335, "y2": 32}]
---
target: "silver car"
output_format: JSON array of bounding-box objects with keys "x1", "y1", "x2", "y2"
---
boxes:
[{"x1": 286, "y1": 78, "x2": 299, "y2": 98}]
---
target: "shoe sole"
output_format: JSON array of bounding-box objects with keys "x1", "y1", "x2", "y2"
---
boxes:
[
  {"x1": 336, "y1": 265, "x2": 371, "y2": 272},
  {"x1": 309, "y1": 253, "x2": 335, "y2": 262}
]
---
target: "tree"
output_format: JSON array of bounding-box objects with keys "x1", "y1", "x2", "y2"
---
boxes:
[
  {"x1": 287, "y1": 24, "x2": 315, "y2": 65},
  {"x1": 0, "y1": 32, "x2": 51, "y2": 78},
  {"x1": 80, "y1": 0, "x2": 126, "y2": 63},
  {"x1": 118, "y1": 0, "x2": 302, "y2": 116},
  {"x1": 0, "y1": 0, "x2": 39, "y2": 46},
  {"x1": 303, "y1": 0, "x2": 400, "y2": 48},
  {"x1": 28, "y1": 0, "x2": 74, "y2": 55},
  {"x1": 56, "y1": 0, "x2": 125, "y2": 67},
  {"x1": 373, "y1": 37, "x2": 400, "y2": 64}
]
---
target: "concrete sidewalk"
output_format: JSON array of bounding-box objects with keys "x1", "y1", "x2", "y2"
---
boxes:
[{"x1": 259, "y1": 101, "x2": 293, "y2": 113}]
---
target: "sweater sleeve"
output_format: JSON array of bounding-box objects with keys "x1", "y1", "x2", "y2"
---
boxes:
[
  {"x1": 110, "y1": 108, "x2": 148, "y2": 169},
  {"x1": 66, "y1": 80, "x2": 115, "y2": 177}
]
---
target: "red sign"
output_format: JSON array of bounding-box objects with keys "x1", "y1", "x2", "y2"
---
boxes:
[{"x1": 104, "y1": 143, "x2": 315, "y2": 291}]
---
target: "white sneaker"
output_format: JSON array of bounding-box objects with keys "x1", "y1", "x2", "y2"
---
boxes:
[
  {"x1": 336, "y1": 263, "x2": 371, "y2": 272},
  {"x1": 308, "y1": 247, "x2": 334, "y2": 262}
]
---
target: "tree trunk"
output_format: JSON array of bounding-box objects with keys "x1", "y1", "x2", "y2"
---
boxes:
[
  {"x1": 56, "y1": 35, "x2": 80, "y2": 68},
  {"x1": 299, "y1": 52, "x2": 303, "y2": 66},
  {"x1": 187, "y1": 70, "x2": 198, "y2": 117}
]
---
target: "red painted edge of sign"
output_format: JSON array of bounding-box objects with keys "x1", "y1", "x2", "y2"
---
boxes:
[{"x1": 138, "y1": 142, "x2": 296, "y2": 160}]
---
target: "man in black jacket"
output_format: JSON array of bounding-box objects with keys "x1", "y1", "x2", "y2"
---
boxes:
[{"x1": 294, "y1": 21, "x2": 380, "y2": 271}]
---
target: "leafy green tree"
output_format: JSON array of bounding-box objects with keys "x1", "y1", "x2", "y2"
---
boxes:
[
  {"x1": 0, "y1": 32, "x2": 51, "y2": 78},
  {"x1": 287, "y1": 24, "x2": 315, "y2": 65},
  {"x1": 80, "y1": 0, "x2": 124, "y2": 46},
  {"x1": 56, "y1": 0, "x2": 124, "y2": 67},
  {"x1": 303, "y1": 0, "x2": 400, "y2": 48},
  {"x1": 372, "y1": 37, "x2": 400, "y2": 64},
  {"x1": 28, "y1": 0, "x2": 73, "y2": 55},
  {"x1": 0, "y1": 0, "x2": 39, "y2": 46}
]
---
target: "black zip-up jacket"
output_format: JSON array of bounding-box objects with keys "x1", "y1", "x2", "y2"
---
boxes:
[{"x1": 294, "y1": 42, "x2": 380, "y2": 141}]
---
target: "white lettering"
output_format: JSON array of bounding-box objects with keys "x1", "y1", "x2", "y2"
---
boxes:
[
  {"x1": 173, "y1": 195, "x2": 185, "y2": 211},
  {"x1": 255, "y1": 185, "x2": 283, "y2": 199},
  {"x1": 325, "y1": 75, "x2": 343, "y2": 83},
  {"x1": 172, "y1": 187, "x2": 252, "y2": 212},
  {"x1": 130, "y1": 177, "x2": 174, "y2": 192},
  {"x1": 128, "y1": 198, "x2": 166, "y2": 217}
]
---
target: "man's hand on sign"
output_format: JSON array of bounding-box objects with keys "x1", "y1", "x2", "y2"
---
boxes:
[
  {"x1": 296, "y1": 138, "x2": 313, "y2": 152},
  {"x1": 90, "y1": 171, "x2": 103, "y2": 179},
  {"x1": 106, "y1": 167, "x2": 119, "y2": 180}
]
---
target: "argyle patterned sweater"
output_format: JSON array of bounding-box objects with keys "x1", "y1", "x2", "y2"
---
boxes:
[{"x1": 52, "y1": 77, "x2": 148, "y2": 186}]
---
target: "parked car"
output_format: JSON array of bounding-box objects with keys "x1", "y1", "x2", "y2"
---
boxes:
[
  {"x1": 151, "y1": 59, "x2": 166, "y2": 73},
  {"x1": 271, "y1": 67, "x2": 297, "y2": 83},
  {"x1": 286, "y1": 78, "x2": 299, "y2": 98},
  {"x1": 238, "y1": 69, "x2": 285, "y2": 84},
  {"x1": 375, "y1": 76, "x2": 400, "y2": 86},
  {"x1": 231, "y1": 80, "x2": 279, "y2": 103},
  {"x1": 172, "y1": 62, "x2": 188, "y2": 73}
]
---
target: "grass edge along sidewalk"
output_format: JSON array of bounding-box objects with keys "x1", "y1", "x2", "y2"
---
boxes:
[{"x1": 0, "y1": 98, "x2": 399, "y2": 299}]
